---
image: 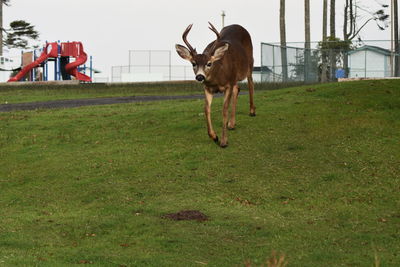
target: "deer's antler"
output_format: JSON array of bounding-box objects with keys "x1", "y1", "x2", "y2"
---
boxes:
[
  {"x1": 208, "y1": 22, "x2": 221, "y2": 40},
  {"x1": 182, "y1": 24, "x2": 196, "y2": 54}
]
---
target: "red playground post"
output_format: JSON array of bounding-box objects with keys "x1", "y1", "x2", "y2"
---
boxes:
[{"x1": 8, "y1": 41, "x2": 92, "y2": 83}]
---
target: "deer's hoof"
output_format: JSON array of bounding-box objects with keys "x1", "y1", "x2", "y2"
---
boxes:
[
  {"x1": 228, "y1": 127, "x2": 235, "y2": 131},
  {"x1": 213, "y1": 136, "x2": 219, "y2": 143},
  {"x1": 249, "y1": 112, "x2": 256, "y2": 117},
  {"x1": 220, "y1": 143, "x2": 228, "y2": 148}
]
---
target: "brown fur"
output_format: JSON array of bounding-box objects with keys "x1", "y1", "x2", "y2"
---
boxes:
[{"x1": 176, "y1": 23, "x2": 256, "y2": 147}]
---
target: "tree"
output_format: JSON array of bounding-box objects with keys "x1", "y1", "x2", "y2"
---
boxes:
[
  {"x1": 0, "y1": 0, "x2": 11, "y2": 56},
  {"x1": 4, "y1": 20, "x2": 39, "y2": 49},
  {"x1": 342, "y1": 0, "x2": 390, "y2": 76},
  {"x1": 394, "y1": 0, "x2": 399, "y2": 76},
  {"x1": 318, "y1": 37, "x2": 352, "y2": 81},
  {"x1": 330, "y1": 0, "x2": 336, "y2": 38},
  {"x1": 304, "y1": 0, "x2": 311, "y2": 81},
  {"x1": 1, "y1": 1, "x2": 39, "y2": 56},
  {"x1": 280, "y1": 0, "x2": 288, "y2": 82},
  {"x1": 343, "y1": 0, "x2": 389, "y2": 42},
  {"x1": 318, "y1": 38, "x2": 353, "y2": 62},
  {"x1": 323, "y1": 0, "x2": 328, "y2": 40},
  {"x1": 321, "y1": 0, "x2": 328, "y2": 82},
  {"x1": 304, "y1": 0, "x2": 310, "y2": 50},
  {"x1": 329, "y1": 0, "x2": 336, "y2": 80}
]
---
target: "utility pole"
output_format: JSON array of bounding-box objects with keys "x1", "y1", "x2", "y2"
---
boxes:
[{"x1": 221, "y1": 11, "x2": 226, "y2": 29}]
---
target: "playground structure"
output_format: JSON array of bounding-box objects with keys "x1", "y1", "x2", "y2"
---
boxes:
[{"x1": 8, "y1": 41, "x2": 92, "y2": 83}]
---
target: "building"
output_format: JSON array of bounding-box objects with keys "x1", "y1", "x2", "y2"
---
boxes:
[
  {"x1": 348, "y1": 45, "x2": 392, "y2": 78},
  {"x1": 0, "y1": 55, "x2": 21, "y2": 82},
  {"x1": 253, "y1": 66, "x2": 273, "y2": 82}
]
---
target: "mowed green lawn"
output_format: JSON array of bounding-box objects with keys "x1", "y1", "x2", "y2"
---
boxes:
[{"x1": 0, "y1": 80, "x2": 399, "y2": 266}]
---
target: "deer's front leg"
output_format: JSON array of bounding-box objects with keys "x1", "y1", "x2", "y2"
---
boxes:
[
  {"x1": 220, "y1": 88, "x2": 233, "y2": 148},
  {"x1": 204, "y1": 89, "x2": 218, "y2": 143}
]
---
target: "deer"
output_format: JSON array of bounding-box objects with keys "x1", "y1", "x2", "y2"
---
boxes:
[{"x1": 175, "y1": 22, "x2": 256, "y2": 148}]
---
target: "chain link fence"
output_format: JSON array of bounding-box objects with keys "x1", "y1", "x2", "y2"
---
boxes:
[
  {"x1": 261, "y1": 40, "x2": 399, "y2": 83},
  {"x1": 261, "y1": 44, "x2": 319, "y2": 82},
  {"x1": 111, "y1": 50, "x2": 193, "y2": 82}
]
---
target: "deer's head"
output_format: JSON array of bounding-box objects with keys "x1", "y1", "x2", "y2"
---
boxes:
[{"x1": 175, "y1": 23, "x2": 229, "y2": 83}]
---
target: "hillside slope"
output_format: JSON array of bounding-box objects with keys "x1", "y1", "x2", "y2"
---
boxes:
[{"x1": 0, "y1": 80, "x2": 399, "y2": 266}]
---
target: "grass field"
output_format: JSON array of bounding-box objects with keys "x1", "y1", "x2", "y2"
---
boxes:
[
  {"x1": 0, "y1": 80, "x2": 399, "y2": 266},
  {"x1": 0, "y1": 81, "x2": 305, "y2": 104}
]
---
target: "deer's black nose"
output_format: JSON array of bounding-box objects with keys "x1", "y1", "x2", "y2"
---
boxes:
[{"x1": 196, "y1": 74, "x2": 205, "y2": 82}]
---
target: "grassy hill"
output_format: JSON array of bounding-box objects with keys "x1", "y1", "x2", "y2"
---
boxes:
[{"x1": 0, "y1": 80, "x2": 399, "y2": 266}]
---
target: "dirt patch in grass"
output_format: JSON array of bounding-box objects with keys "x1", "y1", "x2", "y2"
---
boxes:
[{"x1": 162, "y1": 210, "x2": 209, "y2": 222}]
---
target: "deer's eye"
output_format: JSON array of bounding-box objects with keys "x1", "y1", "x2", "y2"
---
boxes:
[
  {"x1": 206, "y1": 62, "x2": 212, "y2": 67},
  {"x1": 192, "y1": 62, "x2": 197, "y2": 67}
]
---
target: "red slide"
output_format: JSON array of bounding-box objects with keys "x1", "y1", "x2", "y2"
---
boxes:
[
  {"x1": 64, "y1": 42, "x2": 91, "y2": 82},
  {"x1": 8, "y1": 43, "x2": 58, "y2": 82}
]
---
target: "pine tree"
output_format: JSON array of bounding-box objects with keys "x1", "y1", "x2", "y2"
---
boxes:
[
  {"x1": 4, "y1": 20, "x2": 39, "y2": 49},
  {"x1": 1, "y1": 1, "x2": 40, "y2": 56}
]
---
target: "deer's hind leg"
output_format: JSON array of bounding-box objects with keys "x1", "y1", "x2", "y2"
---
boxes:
[
  {"x1": 247, "y1": 74, "x2": 256, "y2": 117},
  {"x1": 220, "y1": 88, "x2": 233, "y2": 148},
  {"x1": 228, "y1": 83, "x2": 240, "y2": 130}
]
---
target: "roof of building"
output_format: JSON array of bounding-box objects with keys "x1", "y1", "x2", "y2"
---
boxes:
[
  {"x1": 82, "y1": 66, "x2": 101, "y2": 73},
  {"x1": 253, "y1": 66, "x2": 272, "y2": 72},
  {"x1": 348, "y1": 45, "x2": 392, "y2": 56}
]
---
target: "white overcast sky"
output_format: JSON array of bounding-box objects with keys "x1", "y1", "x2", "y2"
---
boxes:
[{"x1": 4, "y1": 0, "x2": 391, "y2": 79}]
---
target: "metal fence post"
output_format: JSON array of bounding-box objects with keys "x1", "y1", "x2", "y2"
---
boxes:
[
  {"x1": 128, "y1": 50, "x2": 131, "y2": 73},
  {"x1": 149, "y1": 51, "x2": 151, "y2": 73},
  {"x1": 169, "y1": 50, "x2": 171, "y2": 81},
  {"x1": 272, "y1": 44, "x2": 275, "y2": 82}
]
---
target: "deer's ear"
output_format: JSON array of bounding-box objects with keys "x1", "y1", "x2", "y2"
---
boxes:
[
  {"x1": 211, "y1": 43, "x2": 229, "y2": 62},
  {"x1": 175, "y1": 44, "x2": 192, "y2": 61}
]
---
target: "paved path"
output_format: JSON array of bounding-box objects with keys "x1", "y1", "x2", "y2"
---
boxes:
[{"x1": 0, "y1": 94, "x2": 207, "y2": 112}]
